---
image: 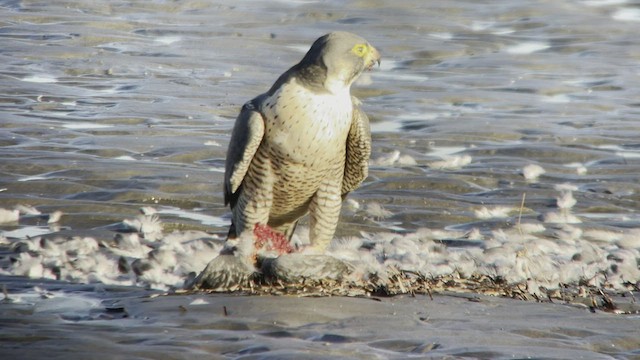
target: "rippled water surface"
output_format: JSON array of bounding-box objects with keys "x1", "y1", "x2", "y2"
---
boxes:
[{"x1": 2, "y1": 0, "x2": 640, "y2": 358}]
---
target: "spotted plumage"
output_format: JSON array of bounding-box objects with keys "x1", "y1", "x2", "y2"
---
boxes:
[{"x1": 194, "y1": 31, "x2": 380, "y2": 290}]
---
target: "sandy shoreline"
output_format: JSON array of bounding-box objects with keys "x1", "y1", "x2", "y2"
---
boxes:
[{"x1": 1, "y1": 278, "x2": 639, "y2": 359}]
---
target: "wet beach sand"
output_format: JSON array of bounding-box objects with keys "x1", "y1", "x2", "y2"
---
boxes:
[
  {"x1": 2, "y1": 278, "x2": 640, "y2": 360},
  {"x1": 2, "y1": 0, "x2": 640, "y2": 358}
]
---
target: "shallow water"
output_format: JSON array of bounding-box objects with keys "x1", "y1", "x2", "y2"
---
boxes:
[{"x1": 1, "y1": 0, "x2": 640, "y2": 358}]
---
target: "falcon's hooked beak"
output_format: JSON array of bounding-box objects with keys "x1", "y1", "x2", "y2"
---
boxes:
[{"x1": 365, "y1": 45, "x2": 381, "y2": 71}]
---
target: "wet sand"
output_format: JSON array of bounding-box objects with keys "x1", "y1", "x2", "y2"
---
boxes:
[{"x1": 2, "y1": 279, "x2": 639, "y2": 360}]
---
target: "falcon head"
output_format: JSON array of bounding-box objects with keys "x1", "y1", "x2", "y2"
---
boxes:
[{"x1": 296, "y1": 31, "x2": 381, "y2": 94}]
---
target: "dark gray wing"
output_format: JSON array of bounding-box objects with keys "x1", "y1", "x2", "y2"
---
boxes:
[
  {"x1": 342, "y1": 96, "x2": 371, "y2": 196},
  {"x1": 224, "y1": 98, "x2": 266, "y2": 206}
]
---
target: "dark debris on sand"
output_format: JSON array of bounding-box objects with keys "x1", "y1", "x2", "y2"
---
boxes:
[{"x1": 184, "y1": 268, "x2": 640, "y2": 315}]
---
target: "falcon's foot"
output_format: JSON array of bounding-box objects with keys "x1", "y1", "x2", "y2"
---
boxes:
[{"x1": 191, "y1": 255, "x2": 256, "y2": 291}]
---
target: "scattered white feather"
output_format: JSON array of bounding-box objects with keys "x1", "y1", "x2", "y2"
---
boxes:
[
  {"x1": 2, "y1": 203, "x2": 638, "y2": 296},
  {"x1": 551, "y1": 224, "x2": 584, "y2": 242},
  {"x1": 564, "y1": 162, "x2": 587, "y2": 175},
  {"x1": 65, "y1": 236, "x2": 100, "y2": 256},
  {"x1": 364, "y1": 202, "x2": 393, "y2": 220},
  {"x1": 0, "y1": 208, "x2": 19, "y2": 224},
  {"x1": 429, "y1": 155, "x2": 472, "y2": 170},
  {"x1": 522, "y1": 164, "x2": 546, "y2": 181},
  {"x1": 398, "y1": 154, "x2": 417, "y2": 165},
  {"x1": 582, "y1": 229, "x2": 623, "y2": 243},
  {"x1": 372, "y1": 150, "x2": 400, "y2": 166},
  {"x1": 329, "y1": 237, "x2": 364, "y2": 253},
  {"x1": 47, "y1": 211, "x2": 63, "y2": 224},
  {"x1": 616, "y1": 229, "x2": 640, "y2": 249},
  {"x1": 138, "y1": 265, "x2": 183, "y2": 291},
  {"x1": 15, "y1": 204, "x2": 41, "y2": 215},
  {"x1": 607, "y1": 248, "x2": 640, "y2": 287},
  {"x1": 542, "y1": 211, "x2": 582, "y2": 224},
  {"x1": 518, "y1": 223, "x2": 547, "y2": 234},
  {"x1": 123, "y1": 214, "x2": 163, "y2": 241},
  {"x1": 474, "y1": 206, "x2": 513, "y2": 219},
  {"x1": 189, "y1": 298, "x2": 209, "y2": 306},
  {"x1": 149, "y1": 248, "x2": 178, "y2": 270},
  {"x1": 344, "y1": 198, "x2": 360, "y2": 211},
  {"x1": 556, "y1": 191, "x2": 577, "y2": 210},
  {"x1": 110, "y1": 234, "x2": 151, "y2": 258},
  {"x1": 371, "y1": 150, "x2": 418, "y2": 166},
  {"x1": 12, "y1": 253, "x2": 45, "y2": 278}
]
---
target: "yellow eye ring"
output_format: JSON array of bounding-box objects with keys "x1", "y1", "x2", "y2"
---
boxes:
[{"x1": 352, "y1": 44, "x2": 368, "y2": 57}]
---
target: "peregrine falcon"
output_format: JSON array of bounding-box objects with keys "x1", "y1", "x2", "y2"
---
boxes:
[{"x1": 195, "y1": 31, "x2": 380, "y2": 290}]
